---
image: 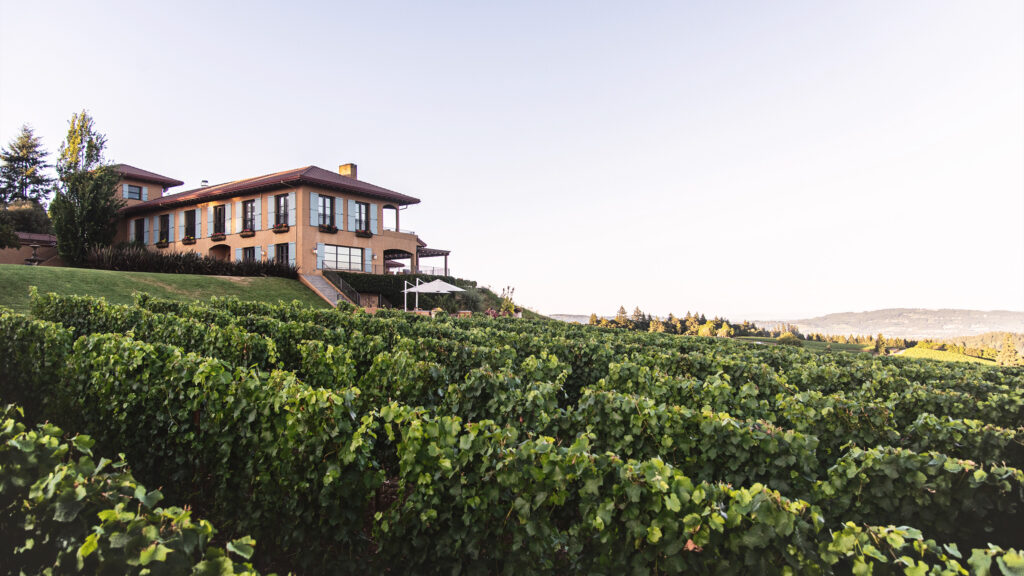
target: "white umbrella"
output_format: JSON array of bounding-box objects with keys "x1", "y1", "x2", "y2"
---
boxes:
[
  {"x1": 403, "y1": 279, "x2": 465, "y2": 294},
  {"x1": 403, "y1": 279, "x2": 465, "y2": 310}
]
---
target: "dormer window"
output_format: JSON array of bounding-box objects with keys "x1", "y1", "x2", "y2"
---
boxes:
[{"x1": 125, "y1": 185, "x2": 142, "y2": 200}]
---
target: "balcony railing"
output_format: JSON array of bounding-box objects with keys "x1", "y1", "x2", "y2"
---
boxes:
[{"x1": 383, "y1": 226, "x2": 416, "y2": 235}]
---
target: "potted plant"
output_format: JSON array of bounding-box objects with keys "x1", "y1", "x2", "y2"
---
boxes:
[
  {"x1": 211, "y1": 232, "x2": 226, "y2": 241},
  {"x1": 181, "y1": 235, "x2": 196, "y2": 245},
  {"x1": 318, "y1": 223, "x2": 338, "y2": 234},
  {"x1": 155, "y1": 239, "x2": 169, "y2": 249},
  {"x1": 240, "y1": 228, "x2": 256, "y2": 238},
  {"x1": 272, "y1": 222, "x2": 290, "y2": 234},
  {"x1": 355, "y1": 228, "x2": 373, "y2": 238}
]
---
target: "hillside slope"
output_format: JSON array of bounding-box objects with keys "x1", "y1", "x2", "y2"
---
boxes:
[
  {"x1": 0, "y1": 264, "x2": 328, "y2": 314},
  {"x1": 762, "y1": 308, "x2": 1024, "y2": 339}
]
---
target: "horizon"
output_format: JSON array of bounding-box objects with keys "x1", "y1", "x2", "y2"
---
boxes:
[{"x1": 2, "y1": 1, "x2": 1022, "y2": 319}]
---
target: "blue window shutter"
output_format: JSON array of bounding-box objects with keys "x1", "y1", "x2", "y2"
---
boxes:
[
  {"x1": 334, "y1": 197, "x2": 344, "y2": 231},
  {"x1": 370, "y1": 203, "x2": 378, "y2": 234},
  {"x1": 150, "y1": 216, "x2": 156, "y2": 244},
  {"x1": 310, "y1": 192, "x2": 319, "y2": 226},
  {"x1": 142, "y1": 186, "x2": 149, "y2": 201},
  {"x1": 143, "y1": 218, "x2": 149, "y2": 245},
  {"x1": 364, "y1": 248, "x2": 373, "y2": 273},
  {"x1": 317, "y1": 242, "x2": 325, "y2": 269},
  {"x1": 178, "y1": 211, "x2": 185, "y2": 239},
  {"x1": 266, "y1": 196, "x2": 273, "y2": 226},
  {"x1": 287, "y1": 192, "x2": 296, "y2": 226},
  {"x1": 347, "y1": 199, "x2": 357, "y2": 231},
  {"x1": 207, "y1": 206, "x2": 213, "y2": 238},
  {"x1": 169, "y1": 212, "x2": 175, "y2": 243},
  {"x1": 254, "y1": 198, "x2": 262, "y2": 230},
  {"x1": 288, "y1": 241, "x2": 296, "y2": 267},
  {"x1": 235, "y1": 248, "x2": 241, "y2": 262},
  {"x1": 267, "y1": 244, "x2": 275, "y2": 262},
  {"x1": 234, "y1": 201, "x2": 242, "y2": 233}
]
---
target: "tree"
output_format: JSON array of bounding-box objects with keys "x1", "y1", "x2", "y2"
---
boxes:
[
  {"x1": 874, "y1": 333, "x2": 885, "y2": 355},
  {"x1": 588, "y1": 313, "x2": 599, "y2": 325},
  {"x1": 50, "y1": 111, "x2": 123, "y2": 264},
  {"x1": 614, "y1": 306, "x2": 628, "y2": 325},
  {"x1": 716, "y1": 322, "x2": 734, "y2": 338},
  {"x1": 997, "y1": 333, "x2": 1020, "y2": 366},
  {"x1": 777, "y1": 332, "x2": 803, "y2": 347},
  {"x1": 5, "y1": 199, "x2": 52, "y2": 233},
  {"x1": 0, "y1": 124, "x2": 55, "y2": 205},
  {"x1": 0, "y1": 210, "x2": 19, "y2": 249}
]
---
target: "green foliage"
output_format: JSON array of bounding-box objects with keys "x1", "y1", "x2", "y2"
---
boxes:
[
  {"x1": 50, "y1": 110, "x2": 123, "y2": 264},
  {"x1": 0, "y1": 210, "x2": 18, "y2": 249},
  {"x1": 2, "y1": 292, "x2": 1024, "y2": 573},
  {"x1": 0, "y1": 124, "x2": 55, "y2": 205},
  {"x1": 0, "y1": 404, "x2": 262, "y2": 574},
  {"x1": 87, "y1": 244, "x2": 299, "y2": 278},
  {"x1": 4, "y1": 198, "x2": 52, "y2": 233},
  {"x1": 777, "y1": 332, "x2": 803, "y2": 347}
]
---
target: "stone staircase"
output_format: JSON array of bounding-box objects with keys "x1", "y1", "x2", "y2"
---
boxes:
[{"x1": 300, "y1": 274, "x2": 354, "y2": 307}]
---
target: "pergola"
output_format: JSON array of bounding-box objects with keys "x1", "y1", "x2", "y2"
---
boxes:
[{"x1": 382, "y1": 245, "x2": 451, "y2": 275}]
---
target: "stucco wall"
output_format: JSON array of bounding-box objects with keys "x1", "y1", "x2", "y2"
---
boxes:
[{"x1": 115, "y1": 183, "x2": 421, "y2": 276}]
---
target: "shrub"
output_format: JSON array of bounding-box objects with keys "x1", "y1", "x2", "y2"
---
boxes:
[
  {"x1": 777, "y1": 332, "x2": 803, "y2": 347},
  {"x1": 84, "y1": 244, "x2": 298, "y2": 278}
]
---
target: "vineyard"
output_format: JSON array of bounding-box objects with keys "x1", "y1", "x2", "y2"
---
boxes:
[{"x1": 2, "y1": 290, "x2": 1024, "y2": 574}]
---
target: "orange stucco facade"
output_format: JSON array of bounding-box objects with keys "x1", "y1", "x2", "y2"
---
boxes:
[{"x1": 112, "y1": 164, "x2": 431, "y2": 277}]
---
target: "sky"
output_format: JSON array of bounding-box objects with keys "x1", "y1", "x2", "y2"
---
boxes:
[{"x1": 1, "y1": 1, "x2": 1022, "y2": 319}]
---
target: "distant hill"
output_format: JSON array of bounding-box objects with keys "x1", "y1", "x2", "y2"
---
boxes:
[
  {"x1": 761, "y1": 309, "x2": 1024, "y2": 340},
  {"x1": 550, "y1": 314, "x2": 592, "y2": 324}
]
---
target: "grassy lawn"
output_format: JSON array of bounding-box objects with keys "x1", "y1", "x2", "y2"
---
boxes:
[
  {"x1": 897, "y1": 346, "x2": 996, "y2": 365},
  {"x1": 736, "y1": 336, "x2": 874, "y2": 354},
  {"x1": 0, "y1": 264, "x2": 329, "y2": 315}
]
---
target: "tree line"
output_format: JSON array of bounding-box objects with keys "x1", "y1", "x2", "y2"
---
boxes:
[{"x1": 0, "y1": 111, "x2": 123, "y2": 263}]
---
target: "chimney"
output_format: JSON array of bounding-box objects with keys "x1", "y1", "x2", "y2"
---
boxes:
[
  {"x1": 338, "y1": 163, "x2": 357, "y2": 179},
  {"x1": 201, "y1": 180, "x2": 209, "y2": 187}
]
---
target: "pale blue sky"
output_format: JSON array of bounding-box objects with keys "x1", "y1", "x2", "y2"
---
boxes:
[{"x1": 1, "y1": 1, "x2": 1022, "y2": 319}]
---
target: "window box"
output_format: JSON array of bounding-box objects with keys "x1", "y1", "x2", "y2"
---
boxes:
[
  {"x1": 318, "y1": 224, "x2": 338, "y2": 234},
  {"x1": 272, "y1": 223, "x2": 290, "y2": 234},
  {"x1": 210, "y1": 232, "x2": 226, "y2": 242},
  {"x1": 155, "y1": 240, "x2": 170, "y2": 249},
  {"x1": 355, "y1": 229, "x2": 373, "y2": 238},
  {"x1": 182, "y1": 236, "x2": 196, "y2": 245},
  {"x1": 240, "y1": 229, "x2": 256, "y2": 238}
]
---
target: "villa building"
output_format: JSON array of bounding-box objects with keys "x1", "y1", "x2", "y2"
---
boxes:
[{"x1": 113, "y1": 163, "x2": 451, "y2": 279}]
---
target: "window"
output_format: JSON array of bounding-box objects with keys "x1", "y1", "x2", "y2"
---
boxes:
[
  {"x1": 214, "y1": 205, "x2": 226, "y2": 234},
  {"x1": 242, "y1": 247, "x2": 256, "y2": 262},
  {"x1": 275, "y1": 242, "x2": 289, "y2": 265},
  {"x1": 355, "y1": 201, "x2": 369, "y2": 231},
  {"x1": 133, "y1": 219, "x2": 145, "y2": 243},
  {"x1": 319, "y1": 195, "x2": 335, "y2": 226},
  {"x1": 126, "y1": 185, "x2": 142, "y2": 200},
  {"x1": 275, "y1": 194, "x2": 289, "y2": 226},
  {"x1": 322, "y1": 244, "x2": 363, "y2": 271},
  {"x1": 184, "y1": 210, "x2": 196, "y2": 238},
  {"x1": 158, "y1": 214, "x2": 169, "y2": 243},
  {"x1": 242, "y1": 199, "x2": 256, "y2": 231}
]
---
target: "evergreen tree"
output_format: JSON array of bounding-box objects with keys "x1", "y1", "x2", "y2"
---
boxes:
[
  {"x1": 50, "y1": 111, "x2": 123, "y2": 264},
  {"x1": 0, "y1": 124, "x2": 55, "y2": 205},
  {"x1": 588, "y1": 313, "x2": 599, "y2": 325},
  {"x1": 614, "y1": 306, "x2": 628, "y2": 325}
]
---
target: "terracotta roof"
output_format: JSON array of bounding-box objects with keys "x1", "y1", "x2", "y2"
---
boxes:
[
  {"x1": 121, "y1": 165, "x2": 420, "y2": 216},
  {"x1": 113, "y1": 164, "x2": 184, "y2": 188},
  {"x1": 417, "y1": 247, "x2": 451, "y2": 257},
  {"x1": 16, "y1": 232, "x2": 57, "y2": 246}
]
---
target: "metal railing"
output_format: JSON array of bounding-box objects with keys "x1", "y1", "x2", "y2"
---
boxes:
[
  {"x1": 383, "y1": 226, "x2": 416, "y2": 235},
  {"x1": 321, "y1": 271, "x2": 361, "y2": 305}
]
